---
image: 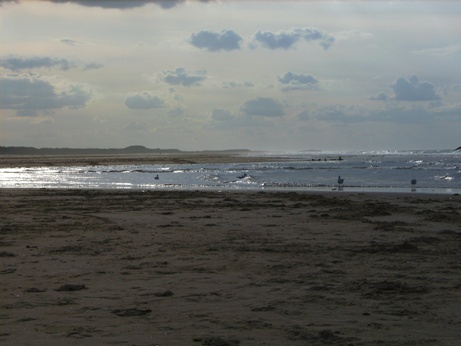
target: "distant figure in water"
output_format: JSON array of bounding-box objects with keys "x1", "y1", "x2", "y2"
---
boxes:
[
  {"x1": 238, "y1": 173, "x2": 247, "y2": 179},
  {"x1": 154, "y1": 175, "x2": 159, "y2": 180},
  {"x1": 411, "y1": 178, "x2": 417, "y2": 188},
  {"x1": 337, "y1": 176, "x2": 344, "y2": 187}
]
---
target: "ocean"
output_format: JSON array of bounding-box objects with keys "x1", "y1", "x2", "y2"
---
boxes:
[{"x1": 1, "y1": 150, "x2": 460, "y2": 194}]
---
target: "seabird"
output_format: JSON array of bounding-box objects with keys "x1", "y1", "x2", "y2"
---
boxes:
[
  {"x1": 411, "y1": 178, "x2": 417, "y2": 187},
  {"x1": 154, "y1": 175, "x2": 159, "y2": 180},
  {"x1": 337, "y1": 176, "x2": 344, "y2": 187}
]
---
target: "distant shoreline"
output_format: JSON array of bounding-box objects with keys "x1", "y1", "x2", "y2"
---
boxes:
[
  {"x1": 0, "y1": 145, "x2": 250, "y2": 156},
  {"x1": 0, "y1": 145, "x2": 263, "y2": 168},
  {"x1": 0, "y1": 151, "x2": 297, "y2": 168}
]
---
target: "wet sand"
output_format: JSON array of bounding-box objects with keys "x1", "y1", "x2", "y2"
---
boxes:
[{"x1": 1, "y1": 187, "x2": 460, "y2": 345}]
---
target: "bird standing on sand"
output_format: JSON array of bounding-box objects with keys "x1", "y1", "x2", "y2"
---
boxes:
[
  {"x1": 337, "y1": 176, "x2": 344, "y2": 187},
  {"x1": 411, "y1": 178, "x2": 417, "y2": 187}
]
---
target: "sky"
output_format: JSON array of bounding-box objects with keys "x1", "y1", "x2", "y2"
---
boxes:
[{"x1": 1, "y1": 0, "x2": 460, "y2": 151}]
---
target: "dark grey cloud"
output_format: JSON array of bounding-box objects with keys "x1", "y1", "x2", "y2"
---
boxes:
[
  {"x1": 253, "y1": 31, "x2": 297, "y2": 50},
  {"x1": 160, "y1": 67, "x2": 206, "y2": 87},
  {"x1": 60, "y1": 38, "x2": 80, "y2": 46},
  {"x1": 190, "y1": 30, "x2": 243, "y2": 51},
  {"x1": 251, "y1": 27, "x2": 334, "y2": 50},
  {"x1": 240, "y1": 97, "x2": 285, "y2": 117},
  {"x1": 222, "y1": 80, "x2": 254, "y2": 89},
  {"x1": 1, "y1": 56, "x2": 75, "y2": 71},
  {"x1": 278, "y1": 72, "x2": 318, "y2": 91},
  {"x1": 49, "y1": 1, "x2": 213, "y2": 9},
  {"x1": 0, "y1": 56, "x2": 103, "y2": 71},
  {"x1": 50, "y1": 1, "x2": 150, "y2": 9},
  {"x1": 125, "y1": 91, "x2": 166, "y2": 109},
  {"x1": 83, "y1": 62, "x2": 104, "y2": 70},
  {"x1": 0, "y1": 75, "x2": 92, "y2": 116},
  {"x1": 389, "y1": 76, "x2": 440, "y2": 101}
]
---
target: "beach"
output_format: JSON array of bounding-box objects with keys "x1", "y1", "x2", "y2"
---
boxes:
[
  {"x1": 1, "y1": 153, "x2": 461, "y2": 345},
  {"x1": 1, "y1": 182, "x2": 460, "y2": 345}
]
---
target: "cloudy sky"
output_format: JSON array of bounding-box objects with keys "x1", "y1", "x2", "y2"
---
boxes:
[{"x1": 1, "y1": 0, "x2": 460, "y2": 151}]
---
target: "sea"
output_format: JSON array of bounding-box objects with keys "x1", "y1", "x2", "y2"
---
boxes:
[{"x1": 1, "y1": 149, "x2": 460, "y2": 194}]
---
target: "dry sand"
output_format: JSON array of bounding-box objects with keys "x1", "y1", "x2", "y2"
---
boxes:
[
  {"x1": 1, "y1": 187, "x2": 460, "y2": 346},
  {"x1": 1, "y1": 154, "x2": 461, "y2": 345}
]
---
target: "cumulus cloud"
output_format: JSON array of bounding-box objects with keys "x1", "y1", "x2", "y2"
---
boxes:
[
  {"x1": 159, "y1": 67, "x2": 206, "y2": 87},
  {"x1": 0, "y1": 74, "x2": 92, "y2": 116},
  {"x1": 240, "y1": 97, "x2": 285, "y2": 117},
  {"x1": 389, "y1": 76, "x2": 440, "y2": 101},
  {"x1": 124, "y1": 91, "x2": 166, "y2": 110},
  {"x1": 278, "y1": 72, "x2": 318, "y2": 91},
  {"x1": 0, "y1": 56, "x2": 103, "y2": 71},
  {"x1": 190, "y1": 30, "x2": 243, "y2": 51},
  {"x1": 251, "y1": 27, "x2": 334, "y2": 50}
]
